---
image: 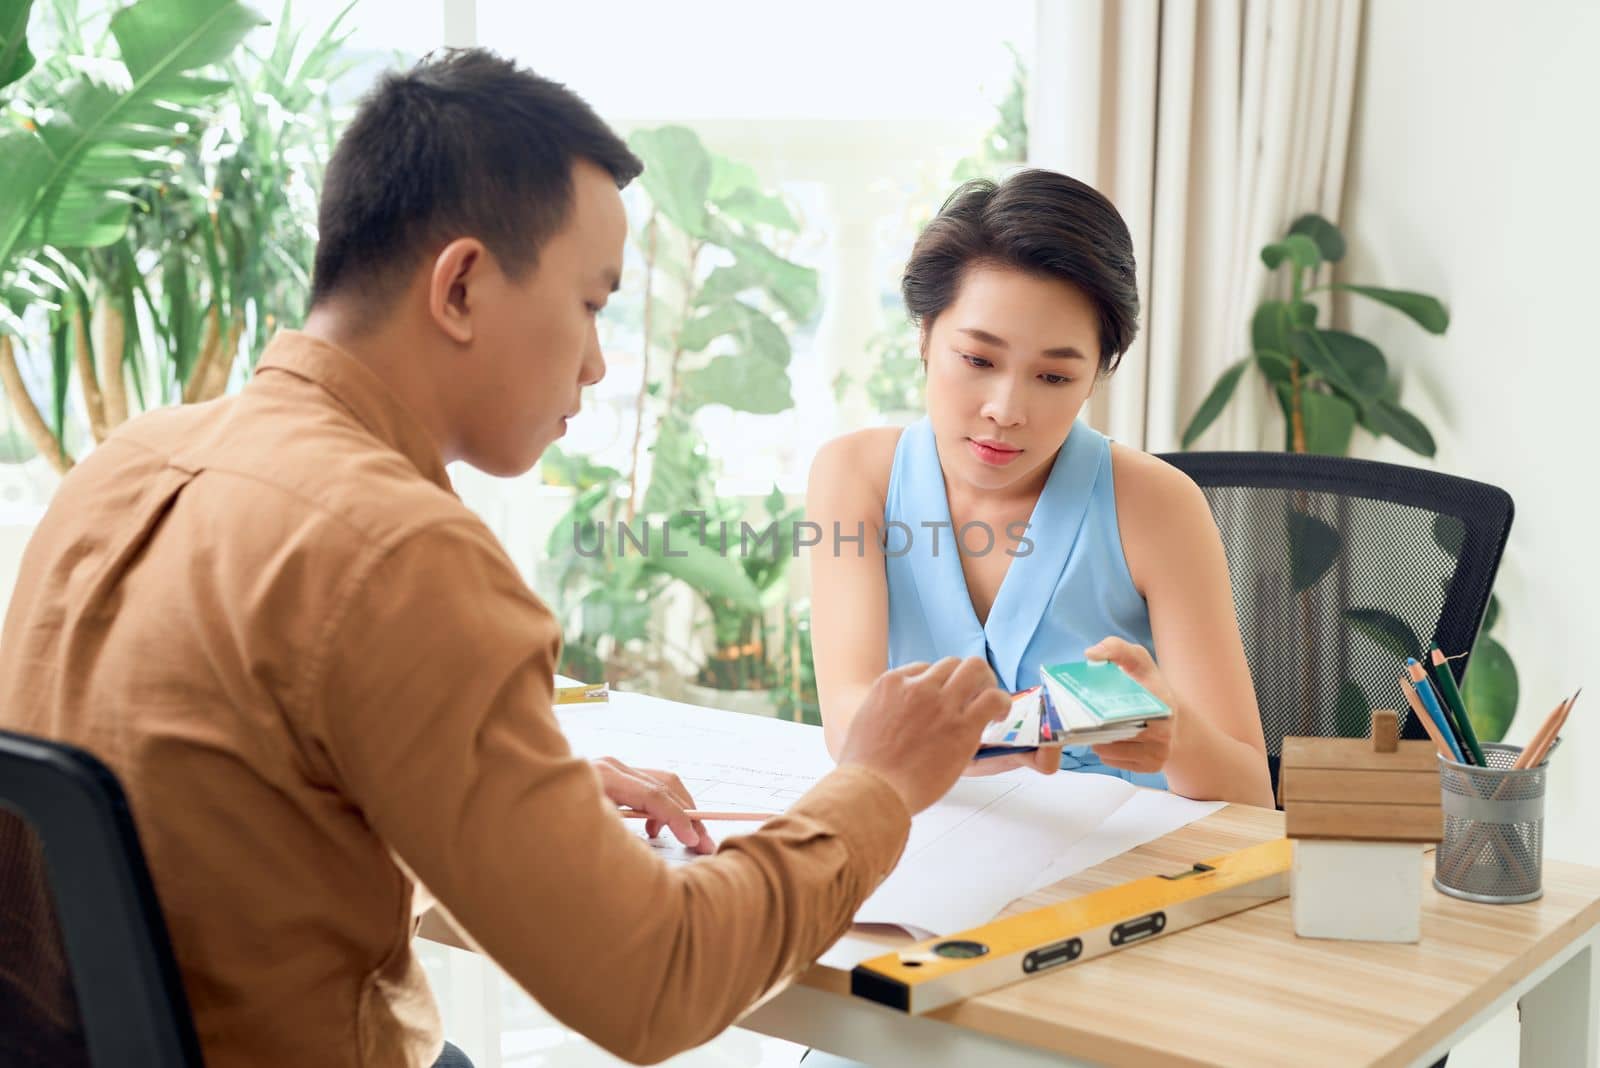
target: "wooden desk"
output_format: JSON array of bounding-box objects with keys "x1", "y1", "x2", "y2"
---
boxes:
[{"x1": 742, "y1": 804, "x2": 1600, "y2": 1067}]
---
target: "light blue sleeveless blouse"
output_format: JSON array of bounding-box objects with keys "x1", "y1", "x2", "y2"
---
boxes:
[{"x1": 883, "y1": 418, "x2": 1168, "y2": 789}]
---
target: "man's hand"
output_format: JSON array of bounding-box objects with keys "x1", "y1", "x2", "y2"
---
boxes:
[
  {"x1": 836, "y1": 657, "x2": 1012, "y2": 814},
  {"x1": 1085, "y1": 637, "x2": 1178, "y2": 775},
  {"x1": 961, "y1": 744, "x2": 1062, "y2": 777},
  {"x1": 591, "y1": 756, "x2": 715, "y2": 855}
]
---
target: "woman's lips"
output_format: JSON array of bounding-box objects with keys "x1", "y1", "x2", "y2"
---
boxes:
[{"x1": 968, "y1": 438, "x2": 1022, "y2": 466}]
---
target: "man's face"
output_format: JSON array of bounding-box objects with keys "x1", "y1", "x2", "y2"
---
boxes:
[{"x1": 455, "y1": 160, "x2": 626, "y2": 476}]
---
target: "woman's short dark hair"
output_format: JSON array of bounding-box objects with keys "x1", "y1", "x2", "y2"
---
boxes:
[
  {"x1": 310, "y1": 48, "x2": 642, "y2": 310},
  {"x1": 901, "y1": 169, "x2": 1140, "y2": 374}
]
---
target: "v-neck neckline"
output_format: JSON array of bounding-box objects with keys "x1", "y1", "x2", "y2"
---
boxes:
[{"x1": 902, "y1": 418, "x2": 1106, "y2": 690}]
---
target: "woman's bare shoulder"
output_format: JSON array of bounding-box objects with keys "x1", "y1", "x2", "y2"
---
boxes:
[
  {"x1": 809, "y1": 426, "x2": 905, "y2": 506},
  {"x1": 1109, "y1": 442, "x2": 1217, "y2": 589},
  {"x1": 1108, "y1": 442, "x2": 1208, "y2": 518}
]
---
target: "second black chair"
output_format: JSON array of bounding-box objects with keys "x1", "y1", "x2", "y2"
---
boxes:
[{"x1": 1159, "y1": 451, "x2": 1514, "y2": 798}]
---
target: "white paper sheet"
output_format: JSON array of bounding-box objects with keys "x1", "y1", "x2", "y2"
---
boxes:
[{"x1": 557, "y1": 689, "x2": 1222, "y2": 964}]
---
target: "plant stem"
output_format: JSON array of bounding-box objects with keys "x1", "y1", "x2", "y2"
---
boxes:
[
  {"x1": 96, "y1": 294, "x2": 130, "y2": 427},
  {"x1": 625, "y1": 211, "x2": 658, "y2": 523},
  {"x1": 1287, "y1": 357, "x2": 1308, "y2": 453},
  {"x1": 0, "y1": 334, "x2": 73, "y2": 474},
  {"x1": 73, "y1": 304, "x2": 109, "y2": 443},
  {"x1": 1277, "y1": 296, "x2": 1308, "y2": 453},
  {"x1": 663, "y1": 239, "x2": 704, "y2": 414},
  {"x1": 200, "y1": 320, "x2": 243, "y2": 401}
]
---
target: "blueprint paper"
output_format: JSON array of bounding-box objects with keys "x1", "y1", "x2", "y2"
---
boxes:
[{"x1": 557, "y1": 689, "x2": 1220, "y2": 955}]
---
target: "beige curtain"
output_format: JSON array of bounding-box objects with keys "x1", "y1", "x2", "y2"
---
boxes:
[{"x1": 1029, "y1": 0, "x2": 1364, "y2": 453}]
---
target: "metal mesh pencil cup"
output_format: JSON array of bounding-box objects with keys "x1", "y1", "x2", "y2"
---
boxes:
[{"x1": 1434, "y1": 742, "x2": 1552, "y2": 904}]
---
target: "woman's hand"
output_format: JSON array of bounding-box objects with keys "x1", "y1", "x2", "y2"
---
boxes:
[
  {"x1": 961, "y1": 744, "x2": 1061, "y2": 777},
  {"x1": 1085, "y1": 636, "x2": 1179, "y2": 775}
]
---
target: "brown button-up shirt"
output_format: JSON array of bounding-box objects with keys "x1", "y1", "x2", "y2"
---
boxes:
[{"x1": 0, "y1": 331, "x2": 910, "y2": 1067}]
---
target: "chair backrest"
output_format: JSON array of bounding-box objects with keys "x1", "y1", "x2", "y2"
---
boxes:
[
  {"x1": 1158, "y1": 452, "x2": 1514, "y2": 795},
  {"x1": 0, "y1": 730, "x2": 204, "y2": 1067}
]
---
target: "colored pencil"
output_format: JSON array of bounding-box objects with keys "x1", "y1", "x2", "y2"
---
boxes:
[{"x1": 1429, "y1": 648, "x2": 1487, "y2": 766}]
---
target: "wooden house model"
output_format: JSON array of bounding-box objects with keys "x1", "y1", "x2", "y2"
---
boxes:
[{"x1": 1280, "y1": 709, "x2": 1442, "y2": 943}]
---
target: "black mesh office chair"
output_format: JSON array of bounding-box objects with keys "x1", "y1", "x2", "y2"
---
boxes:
[
  {"x1": 0, "y1": 729, "x2": 204, "y2": 1067},
  {"x1": 1158, "y1": 452, "x2": 1514, "y2": 798}
]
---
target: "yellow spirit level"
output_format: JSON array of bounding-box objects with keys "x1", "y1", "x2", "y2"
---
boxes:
[{"x1": 851, "y1": 838, "x2": 1291, "y2": 1014}]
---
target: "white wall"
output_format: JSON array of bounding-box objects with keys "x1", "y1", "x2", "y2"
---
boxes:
[{"x1": 1341, "y1": 1, "x2": 1600, "y2": 866}]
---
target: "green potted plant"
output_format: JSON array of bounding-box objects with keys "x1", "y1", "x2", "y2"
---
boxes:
[
  {"x1": 539, "y1": 124, "x2": 819, "y2": 714},
  {"x1": 1, "y1": 0, "x2": 348, "y2": 473},
  {"x1": 1181, "y1": 214, "x2": 1518, "y2": 742}
]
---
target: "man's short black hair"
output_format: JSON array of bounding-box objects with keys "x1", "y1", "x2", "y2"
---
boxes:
[{"x1": 310, "y1": 48, "x2": 642, "y2": 309}]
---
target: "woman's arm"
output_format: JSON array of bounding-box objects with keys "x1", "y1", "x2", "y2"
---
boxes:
[
  {"x1": 806, "y1": 431, "x2": 896, "y2": 759},
  {"x1": 1110, "y1": 447, "x2": 1275, "y2": 808}
]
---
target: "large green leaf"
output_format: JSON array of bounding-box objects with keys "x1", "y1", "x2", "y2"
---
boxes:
[
  {"x1": 645, "y1": 516, "x2": 764, "y2": 611},
  {"x1": 706, "y1": 219, "x2": 819, "y2": 321},
  {"x1": 1255, "y1": 349, "x2": 1293, "y2": 388},
  {"x1": 1181, "y1": 356, "x2": 1249, "y2": 448},
  {"x1": 707, "y1": 153, "x2": 798, "y2": 231},
  {"x1": 678, "y1": 299, "x2": 788, "y2": 363},
  {"x1": 0, "y1": 0, "x2": 37, "y2": 90},
  {"x1": 1330, "y1": 284, "x2": 1449, "y2": 334},
  {"x1": 628, "y1": 126, "x2": 712, "y2": 238},
  {"x1": 681, "y1": 354, "x2": 793, "y2": 414},
  {"x1": 1252, "y1": 302, "x2": 1292, "y2": 356},
  {"x1": 1345, "y1": 607, "x2": 1423, "y2": 661},
  {"x1": 111, "y1": 0, "x2": 266, "y2": 80},
  {"x1": 1286, "y1": 508, "x2": 1341, "y2": 591},
  {"x1": 641, "y1": 413, "x2": 709, "y2": 517},
  {"x1": 717, "y1": 187, "x2": 798, "y2": 232},
  {"x1": 1289, "y1": 214, "x2": 1347, "y2": 262},
  {"x1": 1288, "y1": 329, "x2": 1362, "y2": 399},
  {"x1": 0, "y1": 0, "x2": 264, "y2": 269},
  {"x1": 1482, "y1": 592, "x2": 1500, "y2": 632},
  {"x1": 1462, "y1": 634, "x2": 1518, "y2": 742},
  {"x1": 1299, "y1": 387, "x2": 1358, "y2": 456},
  {"x1": 1315, "y1": 330, "x2": 1388, "y2": 398},
  {"x1": 1364, "y1": 396, "x2": 1437, "y2": 457},
  {"x1": 707, "y1": 155, "x2": 759, "y2": 200}
]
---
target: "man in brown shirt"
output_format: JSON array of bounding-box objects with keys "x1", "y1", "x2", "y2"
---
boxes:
[{"x1": 0, "y1": 49, "x2": 1009, "y2": 1068}]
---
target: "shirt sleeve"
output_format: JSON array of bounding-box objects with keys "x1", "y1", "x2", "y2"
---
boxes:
[{"x1": 306, "y1": 520, "x2": 910, "y2": 1065}]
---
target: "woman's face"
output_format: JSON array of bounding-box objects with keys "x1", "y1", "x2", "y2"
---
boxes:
[{"x1": 923, "y1": 264, "x2": 1102, "y2": 497}]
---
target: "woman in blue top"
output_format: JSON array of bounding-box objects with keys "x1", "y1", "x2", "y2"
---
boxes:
[{"x1": 807, "y1": 170, "x2": 1272, "y2": 806}]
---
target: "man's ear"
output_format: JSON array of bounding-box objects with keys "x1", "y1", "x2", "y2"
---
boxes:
[{"x1": 428, "y1": 238, "x2": 487, "y2": 344}]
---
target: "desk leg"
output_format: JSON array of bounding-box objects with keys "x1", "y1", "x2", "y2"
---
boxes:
[{"x1": 1519, "y1": 941, "x2": 1597, "y2": 1066}]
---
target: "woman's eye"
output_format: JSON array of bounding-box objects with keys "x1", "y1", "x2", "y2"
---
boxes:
[
  {"x1": 1040, "y1": 374, "x2": 1074, "y2": 386},
  {"x1": 960, "y1": 352, "x2": 992, "y2": 369}
]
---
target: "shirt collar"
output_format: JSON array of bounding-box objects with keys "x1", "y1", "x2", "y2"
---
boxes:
[{"x1": 251, "y1": 330, "x2": 452, "y2": 492}]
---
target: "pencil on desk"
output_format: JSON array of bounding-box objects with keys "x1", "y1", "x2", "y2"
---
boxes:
[{"x1": 619, "y1": 809, "x2": 780, "y2": 821}]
